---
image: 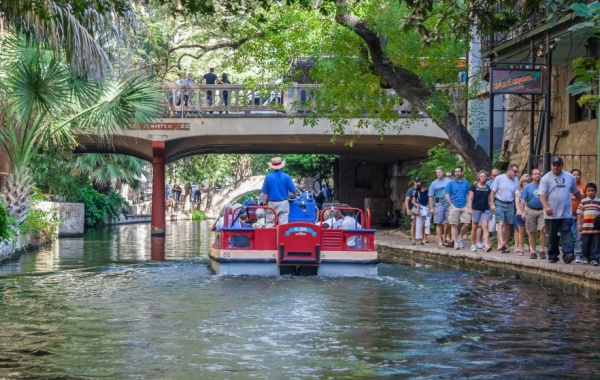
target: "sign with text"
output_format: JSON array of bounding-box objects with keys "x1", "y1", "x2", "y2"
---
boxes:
[
  {"x1": 491, "y1": 68, "x2": 543, "y2": 95},
  {"x1": 138, "y1": 123, "x2": 190, "y2": 130}
]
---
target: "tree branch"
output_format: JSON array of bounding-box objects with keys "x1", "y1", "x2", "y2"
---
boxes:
[{"x1": 334, "y1": 2, "x2": 492, "y2": 172}]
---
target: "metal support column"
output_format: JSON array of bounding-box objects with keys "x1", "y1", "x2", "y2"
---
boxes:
[
  {"x1": 488, "y1": 63, "x2": 495, "y2": 164},
  {"x1": 543, "y1": 37, "x2": 553, "y2": 174},
  {"x1": 529, "y1": 40, "x2": 536, "y2": 174}
]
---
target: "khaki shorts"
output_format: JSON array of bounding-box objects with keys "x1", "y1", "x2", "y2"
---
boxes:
[
  {"x1": 448, "y1": 204, "x2": 471, "y2": 224},
  {"x1": 525, "y1": 208, "x2": 545, "y2": 233}
]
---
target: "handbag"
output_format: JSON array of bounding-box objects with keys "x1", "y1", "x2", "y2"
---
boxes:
[{"x1": 410, "y1": 205, "x2": 420, "y2": 216}]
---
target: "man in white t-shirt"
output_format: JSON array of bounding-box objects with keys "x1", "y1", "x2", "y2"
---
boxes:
[{"x1": 539, "y1": 156, "x2": 583, "y2": 264}]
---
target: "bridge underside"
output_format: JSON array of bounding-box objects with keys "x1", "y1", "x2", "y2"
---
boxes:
[
  {"x1": 76, "y1": 134, "x2": 445, "y2": 163},
  {"x1": 76, "y1": 116, "x2": 448, "y2": 163}
]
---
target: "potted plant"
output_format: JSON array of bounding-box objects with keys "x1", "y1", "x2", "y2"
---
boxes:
[
  {"x1": 576, "y1": 93, "x2": 600, "y2": 109},
  {"x1": 572, "y1": 57, "x2": 597, "y2": 71}
]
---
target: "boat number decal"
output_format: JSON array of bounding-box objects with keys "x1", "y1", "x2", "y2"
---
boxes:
[{"x1": 285, "y1": 226, "x2": 317, "y2": 237}]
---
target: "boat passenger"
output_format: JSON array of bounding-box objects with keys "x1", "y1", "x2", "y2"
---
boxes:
[
  {"x1": 213, "y1": 203, "x2": 233, "y2": 231},
  {"x1": 230, "y1": 204, "x2": 252, "y2": 248},
  {"x1": 317, "y1": 208, "x2": 337, "y2": 228},
  {"x1": 338, "y1": 209, "x2": 362, "y2": 249}
]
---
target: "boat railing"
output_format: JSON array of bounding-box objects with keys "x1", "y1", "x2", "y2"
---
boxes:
[
  {"x1": 321, "y1": 228, "x2": 375, "y2": 251},
  {"x1": 224, "y1": 205, "x2": 279, "y2": 228},
  {"x1": 318, "y1": 206, "x2": 368, "y2": 227},
  {"x1": 318, "y1": 206, "x2": 375, "y2": 251},
  {"x1": 214, "y1": 205, "x2": 376, "y2": 251},
  {"x1": 215, "y1": 206, "x2": 279, "y2": 249}
]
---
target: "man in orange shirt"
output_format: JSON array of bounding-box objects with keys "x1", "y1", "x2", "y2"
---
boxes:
[{"x1": 571, "y1": 169, "x2": 586, "y2": 263}]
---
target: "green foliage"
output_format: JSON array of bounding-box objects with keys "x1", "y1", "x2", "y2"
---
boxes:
[
  {"x1": 252, "y1": 154, "x2": 337, "y2": 189},
  {"x1": 73, "y1": 188, "x2": 129, "y2": 227},
  {"x1": 576, "y1": 93, "x2": 599, "y2": 109},
  {"x1": 567, "y1": 3, "x2": 600, "y2": 102},
  {"x1": 0, "y1": 202, "x2": 12, "y2": 240},
  {"x1": 167, "y1": 154, "x2": 253, "y2": 188},
  {"x1": 407, "y1": 143, "x2": 474, "y2": 184},
  {"x1": 19, "y1": 208, "x2": 61, "y2": 244},
  {"x1": 30, "y1": 149, "x2": 85, "y2": 198},
  {"x1": 0, "y1": 32, "x2": 164, "y2": 172},
  {"x1": 191, "y1": 210, "x2": 206, "y2": 221},
  {"x1": 31, "y1": 150, "x2": 149, "y2": 198},
  {"x1": 239, "y1": 192, "x2": 260, "y2": 204},
  {"x1": 71, "y1": 154, "x2": 149, "y2": 194}
]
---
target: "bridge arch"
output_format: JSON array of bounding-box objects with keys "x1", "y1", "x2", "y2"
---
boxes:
[
  {"x1": 76, "y1": 116, "x2": 447, "y2": 163},
  {"x1": 75, "y1": 113, "x2": 448, "y2": 235}
]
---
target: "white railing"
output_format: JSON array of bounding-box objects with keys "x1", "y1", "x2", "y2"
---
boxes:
[{"x1": 162, "y1": 83, "x2": 465, "y2": 117}]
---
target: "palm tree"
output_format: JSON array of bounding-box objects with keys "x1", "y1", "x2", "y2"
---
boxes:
[
  {"x1": 0, "y1": 32, "x2": 162, "y2": 225},
  {"x1": 0, "y1": 0, "x2": 141, "y2": 78},
  {"x1": 71, "y1": 154, "x2": 150, "y2": 195}
]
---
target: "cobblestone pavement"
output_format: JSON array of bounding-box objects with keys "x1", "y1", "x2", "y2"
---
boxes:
[{"x1": 375, "y1": 230, "x2": 600, "y2": 286}]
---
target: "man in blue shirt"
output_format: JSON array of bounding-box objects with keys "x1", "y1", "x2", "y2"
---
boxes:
[
  {"x1": 520, "y1": 168, "x2": 545, "y2": 259},
  {"x1": 261, "y1": 157, "x2": 297, "y2": 226},
  {"x1": 201, "y1": 68, "x2": 218, "y2": 109},
  {"x1": 445, "y1": 166, "x2": 471, "y2": 249},
  {"x1": 428, "y1": 167, "x2": 451, "y2": 248}
]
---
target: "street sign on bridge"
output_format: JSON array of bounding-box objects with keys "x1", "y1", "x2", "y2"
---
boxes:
[{"x1": 138, "y1": 123, "x2": 190, "y2": 130}]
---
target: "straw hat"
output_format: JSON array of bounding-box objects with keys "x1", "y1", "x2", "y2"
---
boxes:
[{"x1": 268, "y1": 157, "x2": 286, "y2": 169}]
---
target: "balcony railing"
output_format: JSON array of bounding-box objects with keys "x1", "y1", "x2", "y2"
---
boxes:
[
  {"x1": 480, "y1": 1, "x2": 580, "y2": 53},
  {"x1": 162, "y1": 83, "x2": 466, "y2": 117},
  {"x1": 529, "y1": 154, "x2": 597, "y2": 183}
]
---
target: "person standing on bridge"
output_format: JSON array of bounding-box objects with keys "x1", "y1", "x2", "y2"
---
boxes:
[
  {"x1": 261, "y1": 157, "x2": 297, "y2": 226},
  {"x1": 201, "y1": 68, "x2": 218, "y2": 111},
  {"x1": 217, "y1": 73, "x2": 231, "y2": 113}
]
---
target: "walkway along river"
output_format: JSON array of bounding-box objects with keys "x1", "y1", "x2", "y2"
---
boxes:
[{"x1": 1, "y1": 221, "x2": 600, "y2": 378}]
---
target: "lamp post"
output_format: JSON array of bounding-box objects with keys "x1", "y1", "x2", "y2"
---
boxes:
[{"x1": 543, "y1": 37, "x2": 555, "y2": 174}]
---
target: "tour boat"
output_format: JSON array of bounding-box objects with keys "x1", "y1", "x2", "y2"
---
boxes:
[{"x1": 209, "y1": 192, "x2": 379, "y2": 276}]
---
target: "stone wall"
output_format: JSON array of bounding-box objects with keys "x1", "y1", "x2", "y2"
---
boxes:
[
  {"x1": 106, "y1": 214, "x2": 151, "y2": 225},
  {"x1": 336, "y1": 157, "x2": 426, "y2": 223},
  {"x1": 503, "y1": 65, "x2": 598, "y2": 183},
  {"x1": 36, "y1": 202, "x2": 84, "y2": 237},
  {"x1": 337, "y1": 159, "x2": 388, "y2": 207}
]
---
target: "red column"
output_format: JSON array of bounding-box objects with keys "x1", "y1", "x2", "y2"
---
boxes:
[{"x1": 151, "y1": 141, "x2": 166, "y2": 236}]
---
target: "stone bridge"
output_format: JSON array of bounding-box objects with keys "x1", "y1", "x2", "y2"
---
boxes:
[{"x1": 73, "y1": 83, "x2": 454, "y2": 235}]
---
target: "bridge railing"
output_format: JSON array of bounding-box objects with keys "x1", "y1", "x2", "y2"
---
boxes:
[{"x1": 162, "y1": 83, "x2": 465, "y2": 117}]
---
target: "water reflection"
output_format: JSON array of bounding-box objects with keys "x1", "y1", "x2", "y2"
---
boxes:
[
  {"x1": 151, "y1": 236, "x2": 166, "y2": 261},
  {"x1": 2, "y1": 221, "x2": 600, "y2": 378}
]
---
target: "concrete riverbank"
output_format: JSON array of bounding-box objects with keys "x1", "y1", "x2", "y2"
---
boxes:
[{"x1": 375, "y1": 230, "x2": 600, "y2": 297}]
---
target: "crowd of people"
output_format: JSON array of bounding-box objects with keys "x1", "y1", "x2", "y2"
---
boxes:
[
  {"x1": 165, "y1": 182, "x2": 204, "y2": 212},
  {"x1": 171, "y1": 68, "x2": 231, "y2": 111},
  {"x1": 403, "y1": 157, "x2": 600, "y2": 265}
]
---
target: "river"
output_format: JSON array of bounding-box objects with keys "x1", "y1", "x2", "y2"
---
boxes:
[{"x1": 1, "y1": 221, "x2": 599, "y2": 379}]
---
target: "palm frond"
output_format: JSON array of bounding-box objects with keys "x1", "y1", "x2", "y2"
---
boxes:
[{"x1": 72, "y1": 76, "x2": 163, "y2": 135}]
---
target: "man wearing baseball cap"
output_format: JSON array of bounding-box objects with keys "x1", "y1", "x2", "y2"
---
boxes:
[{"x1": 539, "y1": 156, "x2": 583, "y2": 263}]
